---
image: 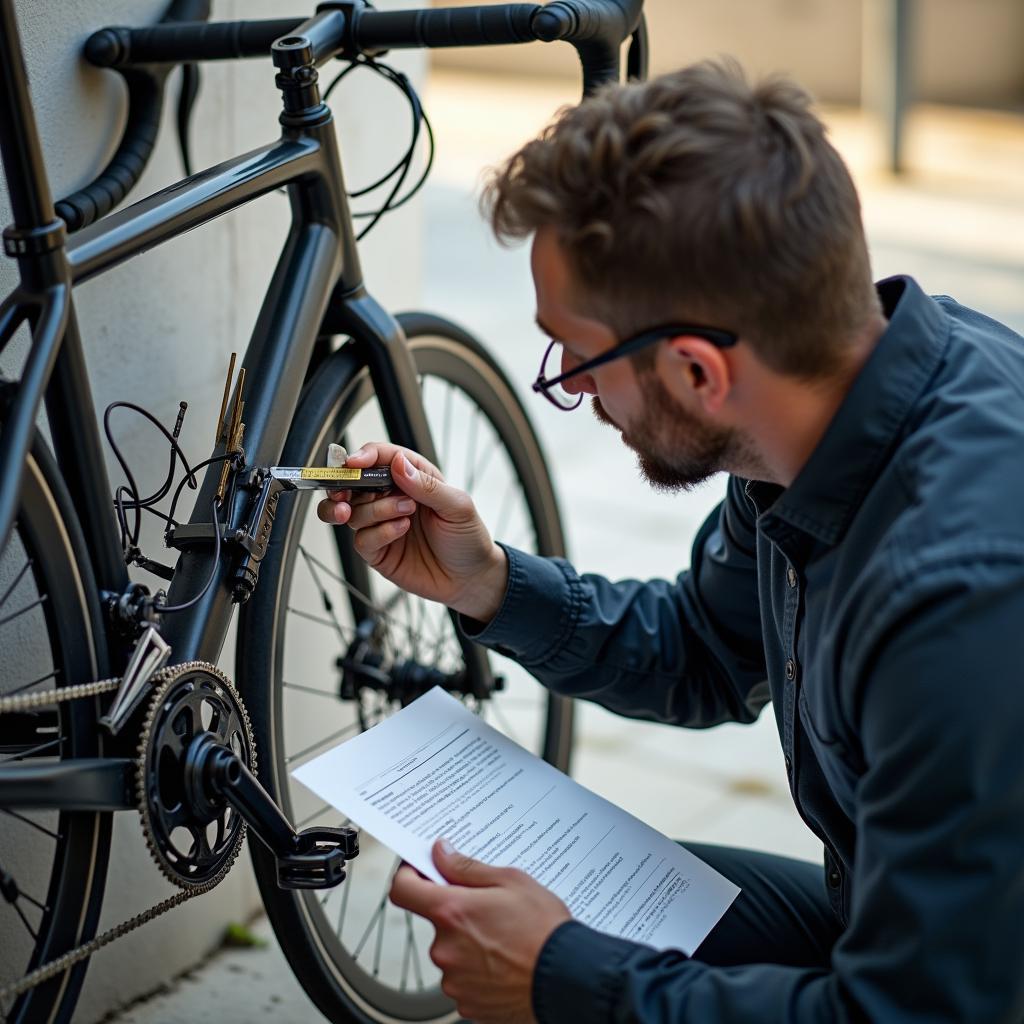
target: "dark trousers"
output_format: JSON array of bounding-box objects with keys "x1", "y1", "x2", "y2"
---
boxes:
[{"x1": 684, "y1": 843, "x2": 843, "y2": 968}]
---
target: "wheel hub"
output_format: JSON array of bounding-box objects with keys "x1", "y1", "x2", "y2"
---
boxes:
[
  {"x1": 337, "y1": 617, "x2": 467, "y2": 707},
  {"x1": 136, "y1": 663, "x2": 256, "y2": 889}
]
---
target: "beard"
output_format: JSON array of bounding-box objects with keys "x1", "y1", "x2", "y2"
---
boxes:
[{"x1": 591, "y1": 369, "x2": 741, "y2": 492}]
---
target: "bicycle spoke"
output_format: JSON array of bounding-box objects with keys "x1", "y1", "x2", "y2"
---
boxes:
[
  {"x1": 441, "y1": 382, "x2": 454, "y2": 469},
  {"x1": 0, "y1": 594, "x2": 46, "y2": 631},
  {"x1": 0, "y1": 736, "x2": 61, "y2": 764},
  {"x1": 298, "y1": 546, "x2": 433, "y2": 652},
  {"x1": 409, "y1": 913, "x2": 425, "y2": 991},
  {"x1": 463, "y1": 407, "x2": 480, "y2": 492},
  {"x1": 334, "y1": 853, "x2": 354, "y2": 938},
  {"x1": 493, "y1": 476, "x2": 520, "y2": 540},
  {"x1": 283, "y1": 680, "x2": 340, "y2": 700},
  {"x1": 284, "y1": 721, "x2": 362, "y2": 766},
  {"x1": 296, "y1": 802, "x2": 333, "y2": 829},
  {"x1": 352, "y1": 885, "x2": 390, "y2": 961},
  {"x1": 16, "y1": 888, "x2": 48, "y2": 914},
  {"x1": 372, "y1": 874, "x2": 390, "y2": 976},
  {"x1": 3, "y1": 667, "x2": 60, "y2": 698},
  {"x1": 400, "y1": 911, "x2": 414, "y2": 992},
  {"x1": 296, "y1": 549, "x2": 353, "y2": 647},
  {"x1": 286, "y1": 604, "x2": 354, "y2": 641},
  {"x1": 0, "y1": 807, "x2": 60, "y2": 840},
  {"x1": 11, "y1": 898, "x2": 38, "y2": 942},
  {"x1": 0, "y1": 557, "x2": 32, "y2": 611},
  {"x1": 466, "y1": 434, "x2": 499, "y2": 498}
]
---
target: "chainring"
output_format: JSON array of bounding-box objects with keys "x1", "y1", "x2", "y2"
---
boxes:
[{"x1": 136, "y1": 662, "x2": 256, "y2": 890}]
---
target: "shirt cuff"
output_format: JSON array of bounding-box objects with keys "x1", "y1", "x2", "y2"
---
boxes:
[
  {"x1": 532, "y1": 920, "x2": 640, "y2": 1024},
  {"x1": 458, "y1": 545, "x2": 582, "y2": 664}
]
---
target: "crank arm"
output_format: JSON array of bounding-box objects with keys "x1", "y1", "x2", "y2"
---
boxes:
[{"x1": 184, "y1": 733, "x2": 358, "y2": 889}]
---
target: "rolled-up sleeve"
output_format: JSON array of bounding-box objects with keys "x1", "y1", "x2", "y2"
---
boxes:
[{"x1": 463, "y1": 475, "x2": 769, "y2": 728}]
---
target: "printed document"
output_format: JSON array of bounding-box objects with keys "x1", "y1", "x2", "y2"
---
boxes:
[{"x1": 292, "y1": 687, "x2": 739, "y2": 953}]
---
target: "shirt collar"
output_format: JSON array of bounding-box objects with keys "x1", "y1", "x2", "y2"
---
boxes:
[{"x1": 754, "y1": 275, "x2": 951, "y2": 547}]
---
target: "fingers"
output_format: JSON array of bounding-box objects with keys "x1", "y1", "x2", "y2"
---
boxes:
[
  {"x1": 352, "y1": 515, "x2": 412, "y2": 566},
  {"x1": 390, "y1": 864, "x2": 444, "y2": 918},
  {"x1": 432, "y1": 839, "x2": 510, "y2": 888},
  {"x1": 345, "y1": 493, "x2": 417, "y2": 532},
  {"x1": 389, "y1": 453, "x2": 477, "y2": 523},
  {"x1": 346, "y1": 442, "x2": 442, "y2": 482},
  {"x1": 317, "y1": 491, "x2": 352, "y2": 525}
]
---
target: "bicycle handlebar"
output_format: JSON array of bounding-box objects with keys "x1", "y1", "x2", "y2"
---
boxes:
[
  {"x1": 83, "y1": 19, "x2": 301, "y2": 67},
  {"x1": 63, "y1": 0, "x2": 645, "y2": 233}
]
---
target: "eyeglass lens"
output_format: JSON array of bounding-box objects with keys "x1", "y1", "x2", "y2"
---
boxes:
[{"x1": 538, "y1": 339, "x2": 584, "y2": 410}]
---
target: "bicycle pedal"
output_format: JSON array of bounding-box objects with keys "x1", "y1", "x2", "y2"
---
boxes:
[{"x1": 276, "y1": 826, "x2": 359, "y2": 890}]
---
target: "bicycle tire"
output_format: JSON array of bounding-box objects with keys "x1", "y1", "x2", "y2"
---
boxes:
[
  {"x1": 0, "y1": 430, "x2": 111, "y2": 1024},
  {"x1": 239, "y1": 313, "x2": 573, "y2": 1024}
]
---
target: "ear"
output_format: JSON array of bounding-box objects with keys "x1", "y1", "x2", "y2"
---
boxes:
[{"x1": 663, "y1": 335, "x2": 734, "y2": 414}]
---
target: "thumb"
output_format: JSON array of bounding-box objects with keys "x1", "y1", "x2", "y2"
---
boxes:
[
  {"x1": 432, "y1": 839, "x2": 505, "y2": 888},
  {"x1": 393, "y1": 453, "x2": 474, "y2": 523}
]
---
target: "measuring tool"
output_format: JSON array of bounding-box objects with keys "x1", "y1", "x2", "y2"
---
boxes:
[{"x1": 267, "y1": 465, "x2": 393, "y2": 491}]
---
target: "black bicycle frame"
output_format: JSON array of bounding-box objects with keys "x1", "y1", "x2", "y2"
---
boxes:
[{"x1": 0, "y1": 3, "x2": 474, "y2": 811}]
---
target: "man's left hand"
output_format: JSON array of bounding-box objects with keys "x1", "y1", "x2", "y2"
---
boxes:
[{"x1": 389, "y1": 839, "x2": 572, "y2": 1024}]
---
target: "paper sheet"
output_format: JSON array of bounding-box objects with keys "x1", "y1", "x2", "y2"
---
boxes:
[{"x1": 292, "y1": 687, "x2": 739, "y2": 953}]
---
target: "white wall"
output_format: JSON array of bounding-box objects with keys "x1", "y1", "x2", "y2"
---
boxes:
[{"x1": 0, "y1": 1, "x2": 423, "y2": 1019}]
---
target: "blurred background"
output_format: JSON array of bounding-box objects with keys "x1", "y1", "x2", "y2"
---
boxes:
[{"x1": 1, "y1": 0, "x2": 1021, "y2": 1019}]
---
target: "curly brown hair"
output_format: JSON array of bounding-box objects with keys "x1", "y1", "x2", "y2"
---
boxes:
[{"x1": 482, "y1": 59, "x2": 880, "y2": 378}]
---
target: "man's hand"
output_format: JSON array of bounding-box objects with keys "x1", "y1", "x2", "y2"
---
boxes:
[
  {"x1": 316, "y1": 442, "x2": 509, "y2": 622},
  {"x1": 390, "y1": 840, "x2": 571, "y2": 1024}
]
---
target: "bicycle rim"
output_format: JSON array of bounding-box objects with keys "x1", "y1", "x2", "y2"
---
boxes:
[
  {"x1": 0, "y1": 443, "x2": 110, "y2": 1024},
  {"x1": 242, "y1": 317, "x2": 572, "y2": 1023}
]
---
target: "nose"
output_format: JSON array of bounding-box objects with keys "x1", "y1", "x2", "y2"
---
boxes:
[{"x1": 560, "y1": 348, "x2": 597, "y2": 396}]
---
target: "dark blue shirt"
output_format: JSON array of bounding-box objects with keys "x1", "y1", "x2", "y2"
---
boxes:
[{"x1": 468, "y1": 277, "x2": 1024, "y2": 1022}]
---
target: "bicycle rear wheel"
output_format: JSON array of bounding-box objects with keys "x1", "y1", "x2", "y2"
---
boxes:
[
  {"x1": 0, "y1": 432, "x2": 111, "y2": 1024},
  {"x1": 239, "y1": 313, "x2": 572, "y2": 1024}
]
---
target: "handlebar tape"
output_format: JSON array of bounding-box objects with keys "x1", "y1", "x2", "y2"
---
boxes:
[
  {"x1": 354, "y1": 4, "x2": 540, "y2": 51},
  {"x1": 54, "y1": 68, "x2": 163, "y2": 232},
  {"x1": 83, "y1": 19, "x2": 301, "y2": 68}
]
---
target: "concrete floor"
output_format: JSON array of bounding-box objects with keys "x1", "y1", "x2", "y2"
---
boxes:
[{"x1": 98, "y1": 69, "x2": 1024, "y2": 1022}]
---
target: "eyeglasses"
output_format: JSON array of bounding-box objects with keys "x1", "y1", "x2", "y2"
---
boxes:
[{"x1": 532, "y1": 323, "x2": 739, "y2": 411}]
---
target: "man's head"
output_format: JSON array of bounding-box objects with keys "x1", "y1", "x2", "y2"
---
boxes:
[{"x1": 482, "y1": 59, "x2": 883, "y2": 488}]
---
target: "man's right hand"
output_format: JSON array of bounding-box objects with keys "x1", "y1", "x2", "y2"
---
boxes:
[{"x1": 316, "y1": 442, "x2": 509, "y2": 623}]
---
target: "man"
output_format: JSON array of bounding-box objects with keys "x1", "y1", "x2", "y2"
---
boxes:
[{"x1": 318, "y1": 60, "x2": 1024, "y2": 1022}]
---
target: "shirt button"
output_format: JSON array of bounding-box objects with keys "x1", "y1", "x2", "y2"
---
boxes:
[
  {"x1": 787, "y1": 566, "x2": 798, "y2": 588},
  {"x1": 785, "y1": 658, "x2": 797, "y2": 681},
  {"x1": 828, "y1": 869, "x2": 842, "y2": 889}
]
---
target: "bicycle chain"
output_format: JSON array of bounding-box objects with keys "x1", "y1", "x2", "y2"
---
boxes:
[
  {"x1": 0, "y1": 676, "x2": 121, "y2": 714},
  {"x1": 0, "y1": 664, "x2": 238, "y2": 1011},
  {"x1": 0, "y1": 883, "x2": 214, "y2": 1008}
]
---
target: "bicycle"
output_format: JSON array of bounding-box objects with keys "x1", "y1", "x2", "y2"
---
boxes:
[{"x1": 0, "y1": 0, "x2": 647, "y2": 1021}]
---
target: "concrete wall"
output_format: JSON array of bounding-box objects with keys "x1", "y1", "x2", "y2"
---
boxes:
[
  {"x1": 433, "y1": 0, "x2": 1024, "y2": 106},
  {"x1": 0, "y1": 1, "x2": 423, "y2": 1019}
]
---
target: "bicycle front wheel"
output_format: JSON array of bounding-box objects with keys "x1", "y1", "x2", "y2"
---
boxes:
[{"x1": 240, "y1": 312, "x2": 572, "y2": 1024}]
